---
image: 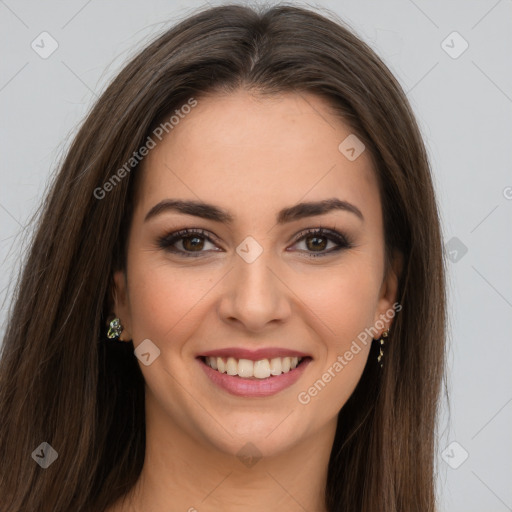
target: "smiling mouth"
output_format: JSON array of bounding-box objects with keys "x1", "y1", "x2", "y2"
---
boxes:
[{"x1": 199, "y1": 356, "x2": 310, "y2": 379}]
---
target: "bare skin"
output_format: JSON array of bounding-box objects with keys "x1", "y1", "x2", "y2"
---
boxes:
[{"x1": 108, "y1": 89, "x2": 401, "y2": 512}]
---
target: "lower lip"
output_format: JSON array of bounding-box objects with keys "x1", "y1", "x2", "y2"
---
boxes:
[{"x1": 198, "y1": 357, "x2": 311, "y2": 397}]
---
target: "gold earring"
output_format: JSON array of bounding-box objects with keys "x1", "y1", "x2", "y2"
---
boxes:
[{"x1": 377, "y1": 329, "x2": 389, "y2": 368}]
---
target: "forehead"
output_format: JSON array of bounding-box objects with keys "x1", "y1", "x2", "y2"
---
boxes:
[{"x1": 135, "y1": 89, "x2": 379, "y2": 223}]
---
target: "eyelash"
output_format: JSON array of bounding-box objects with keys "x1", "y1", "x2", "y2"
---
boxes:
[{"x1": 157, "y1": 227, "x2": 354, "y2": 258}]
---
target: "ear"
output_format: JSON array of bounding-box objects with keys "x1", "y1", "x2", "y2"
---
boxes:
[
  {"x1": 373, "y1": 249, "x2": 403, "y2": 335},
  {"x1": 112, "y1": 269, "x2": 132, "y2": 341}
]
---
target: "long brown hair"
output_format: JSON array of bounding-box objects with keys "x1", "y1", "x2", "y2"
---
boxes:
[{"x1": 0, "y1": 4, "x2": 446, "y2": 511}]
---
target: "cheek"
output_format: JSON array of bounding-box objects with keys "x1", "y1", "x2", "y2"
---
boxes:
[
  {"x1": 126, "y1": 254, "x2": 217, "y2": 344},
  {"x1": 291, "y1": 260, "x2": 379, "y2": 409},
  {"x1": 293, "y1": 260, "x2": 381, "y2": 345}
]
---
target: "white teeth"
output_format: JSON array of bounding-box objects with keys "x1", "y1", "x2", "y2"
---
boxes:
[
  {"x1": 226, "y1": 357, "x2": 237, "y2": 375},
  {"x1": 237, "y1": 359, "x2": 254, "y2": 378},
  {"x1": 269, "y1": 358, "x2": 282, "y2": 376},
  {"x1": 253, "y1": 359, "x2": 271, "y2": 378},
  {"x1": 204, "y1": 356, "x2": 304, "y2": 378}
]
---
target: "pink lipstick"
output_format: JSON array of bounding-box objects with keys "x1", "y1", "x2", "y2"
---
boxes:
[{"x1": 197, "y1": 348, "x2": 312, "y2": 397}]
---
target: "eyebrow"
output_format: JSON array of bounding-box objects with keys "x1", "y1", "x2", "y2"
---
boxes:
[{"x1": 144, "y1": 197, "x2": 364, "y2": 224}]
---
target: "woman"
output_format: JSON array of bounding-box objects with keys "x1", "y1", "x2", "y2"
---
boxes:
[{"x1": 0, "y1": 4, "x2": 446, "y2": 511}]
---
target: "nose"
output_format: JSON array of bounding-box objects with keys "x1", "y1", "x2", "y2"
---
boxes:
[{"x1": 217, "y1": 249, "x2": 292, "y2": 333}]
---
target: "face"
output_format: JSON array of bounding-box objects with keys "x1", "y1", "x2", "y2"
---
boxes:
[{"x1": 113, "y1": 89, "x2": 400, "y2": 459}]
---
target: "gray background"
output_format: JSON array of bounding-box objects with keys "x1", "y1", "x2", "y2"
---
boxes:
[{"x1": 1, "y1": 0, "x2": 511, "y2": 510}]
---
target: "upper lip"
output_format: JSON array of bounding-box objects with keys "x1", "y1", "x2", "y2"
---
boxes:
[{"x1": 198, "y1": 347, "x2": 311, "y2": 360}]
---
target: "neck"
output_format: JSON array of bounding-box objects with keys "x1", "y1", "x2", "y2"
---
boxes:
[{"x1": 117, "y1": 394, "x2": 336, "y2": 512}]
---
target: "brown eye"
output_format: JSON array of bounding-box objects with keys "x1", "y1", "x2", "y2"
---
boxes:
[
  {"x1": 290, "y1": 228, "x2": 353, "y2": 257},
  {"x1": 304, "y1": 234, "x2": 328, "y2": 252},
  {"x1": 157, "y1": 227, "x2": 353, "y2": 259},
  {"x1": 181, "y1": 235, "x2": 206, "y2": 252},
  {"x1": 157, "y1": 229, "x2": 220, "y2": 257}
]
